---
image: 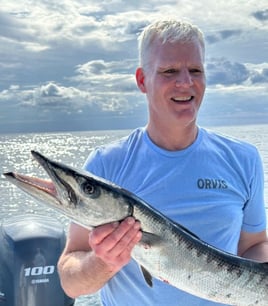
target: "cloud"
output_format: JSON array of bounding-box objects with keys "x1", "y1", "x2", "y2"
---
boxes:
[
  {"x1": 206, "y1": 58, "x2": 250, "y2": 85},
  {"x1": 1, "y1": 57, "x2": 266, "y2": 118},
  {"x1": 73, "y1": 59, "x2": 137, "y2": 88},
  {"x1": 70, "y1": 59, "x2": 142, "y2": 112},
  {"x1": 0, "y1": 11, "x2": 32, "y2": 42},
  {"x1": 0, "y1": 73, "x2": 142, "y2": 115},
  {"x1": 250, "y1": 68, "x2": 268, "y2": 84},
  {"x1": 1, "y1": 0, "x2": 268, "y2": 133},
  {"x1": 252, "y1": 9, "x2": 268, "y2": 21},
  {"x1": 30, "y1": 83, "x2": 90, "y2": 109},
  {"x1": 205, "y1": 30, "x2": 242, "y2": 44},
  {"x1": 245, "y1": 63, "x2": 268, "y2": 85}
]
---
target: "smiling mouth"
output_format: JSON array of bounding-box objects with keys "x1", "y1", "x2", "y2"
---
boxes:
[{"x1": 171, "y1": 96, "x2": 194, "y2": 103}]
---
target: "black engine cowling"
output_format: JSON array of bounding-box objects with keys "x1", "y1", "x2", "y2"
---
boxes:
[{"x1": 0, "y1": 214, "x2": 74, "y2": 306}]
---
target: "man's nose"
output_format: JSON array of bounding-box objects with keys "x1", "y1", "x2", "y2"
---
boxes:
[{"x1": 175, "y1": 70, "x2": 193, "y2": 87}]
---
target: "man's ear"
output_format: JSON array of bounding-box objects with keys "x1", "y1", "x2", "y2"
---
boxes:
[{"x1": 136, "y1": 67, "x2": 147, "y2": 93}]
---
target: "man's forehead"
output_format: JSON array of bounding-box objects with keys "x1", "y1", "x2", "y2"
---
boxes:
[{"x1": 151, "y1": 40, "x2": 204, "y2": 63}]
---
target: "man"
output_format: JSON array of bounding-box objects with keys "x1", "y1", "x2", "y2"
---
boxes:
[{"x1": 57, "y1": 20, "x2": 268, "y2": 305}]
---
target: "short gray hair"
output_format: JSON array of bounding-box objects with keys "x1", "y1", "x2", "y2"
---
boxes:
[{"x1": 138, "y1": 19, "x2": 205, "y2": 69}]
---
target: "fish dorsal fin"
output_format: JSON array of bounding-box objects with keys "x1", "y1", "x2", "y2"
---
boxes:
[{"x1": 140, "y1": 265, "x2": 153, "y2": 287}]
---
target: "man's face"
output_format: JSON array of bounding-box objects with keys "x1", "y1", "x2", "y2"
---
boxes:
[{"x1": 136, "y1": 39, "x2": 206, "y2": 130}]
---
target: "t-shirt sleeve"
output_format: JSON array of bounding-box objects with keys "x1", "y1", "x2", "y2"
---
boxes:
[
  {"x1": 242, "y1": 149, "x2": 267, "y2": 233},
  {"x1": 83, "y1": 148, "x2": 106, "y2": 177}
]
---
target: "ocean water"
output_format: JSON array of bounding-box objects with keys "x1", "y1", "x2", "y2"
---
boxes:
[{"x1": 0, "y1": 125, "x2": 268, "y2": 306}]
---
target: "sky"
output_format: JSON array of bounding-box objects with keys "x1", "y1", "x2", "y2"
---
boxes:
[{"x1": 0, "y1": 0, "x2": 268, "y2": 133}]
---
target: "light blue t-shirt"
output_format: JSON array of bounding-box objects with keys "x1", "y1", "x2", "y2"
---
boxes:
[{"x1": 83, "y1": 127, "x2": 266, "y2": 306}]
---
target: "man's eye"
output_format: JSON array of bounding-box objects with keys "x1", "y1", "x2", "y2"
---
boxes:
[
  {"x1": 164, "y1": 69, "x2": 176, "y2": 74},
  {"x1": 190, "y1": 68, "x2": 203, "y2": 74}
]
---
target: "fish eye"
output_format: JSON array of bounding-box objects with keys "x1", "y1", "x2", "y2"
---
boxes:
[
  {"x1": 81, "y1": 180, "x2": 101, "y2": 199},
  {"x1": 82, "y1": 182, "x2": 95, "y2": 195}
]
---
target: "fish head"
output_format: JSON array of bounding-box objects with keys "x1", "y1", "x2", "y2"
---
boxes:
[{"x1": 4, "y1": 151, "x2": 133, "y2": 228}]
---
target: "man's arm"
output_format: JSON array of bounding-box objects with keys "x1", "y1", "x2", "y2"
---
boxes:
[
  {"x1": 57, "y1": 218, "x2": 142, "y2": 298},
  {"x1": 238, "y1": 230, "x2": 268, "y2": 262}
]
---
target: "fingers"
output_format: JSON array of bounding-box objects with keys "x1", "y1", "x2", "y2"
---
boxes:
[
  {"x1": 105, "y1": 218, "x2": 141, "y2": 257},
  {"x1": 89, "y1": 217, "x2": 142, "y2": 270},
  {"x1": 90, "y1": 221, "x2": 120, "y2": 245}
]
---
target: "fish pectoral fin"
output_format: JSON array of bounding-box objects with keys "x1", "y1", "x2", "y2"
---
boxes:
[
  {"x1": 140, "y1": 265, "x2": 153, "y2": 287},
  {"x1": 139, "y1": 231, "x2": 163, "y2": 248}
]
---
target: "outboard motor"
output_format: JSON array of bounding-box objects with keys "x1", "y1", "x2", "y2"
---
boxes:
[{"x1": 0, "y1": 214, "x2": 74, "y2": 306}]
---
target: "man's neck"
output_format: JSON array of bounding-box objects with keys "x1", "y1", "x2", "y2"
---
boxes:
[{"x1": 146, "y1": 122, "x2": 198, "y2": 151}]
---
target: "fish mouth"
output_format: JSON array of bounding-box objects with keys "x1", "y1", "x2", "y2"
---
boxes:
[
  {"x1": 3, "y1": 151, "x2": 77, "y2": 206},
  {"x1": 4, "y1": 172, "x2": 57, "y2": 196},
  {"x1": 4, "y1": 151, "x2": 135, "y2": 227}
]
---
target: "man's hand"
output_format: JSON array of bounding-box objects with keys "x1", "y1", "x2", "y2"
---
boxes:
[{"x1": 88, "y1": 217, "x2": 142, "y2": 272}]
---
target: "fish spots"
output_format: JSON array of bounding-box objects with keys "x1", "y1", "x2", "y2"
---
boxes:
[
  {"x1": 234, "y1": 268, "x2": 243, "y2": 278},
  {"x1": 205, "y1": 252, "x2": 215, "y2": 264},
  {"x1": 218, "y1": 261, "x2": 244, "y2": 278},
  {"x1": 142, "y1": 243, "x2": 151, "y2": 250}
]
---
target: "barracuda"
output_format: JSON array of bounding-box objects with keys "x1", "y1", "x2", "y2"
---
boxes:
[{"x1": 3, "y1": 150, "x2": 268, "y2": 306}]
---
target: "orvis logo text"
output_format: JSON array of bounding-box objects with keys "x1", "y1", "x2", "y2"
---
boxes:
[{"x1": 197, "y1": 178, "x2": 228, "y2": 189}]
